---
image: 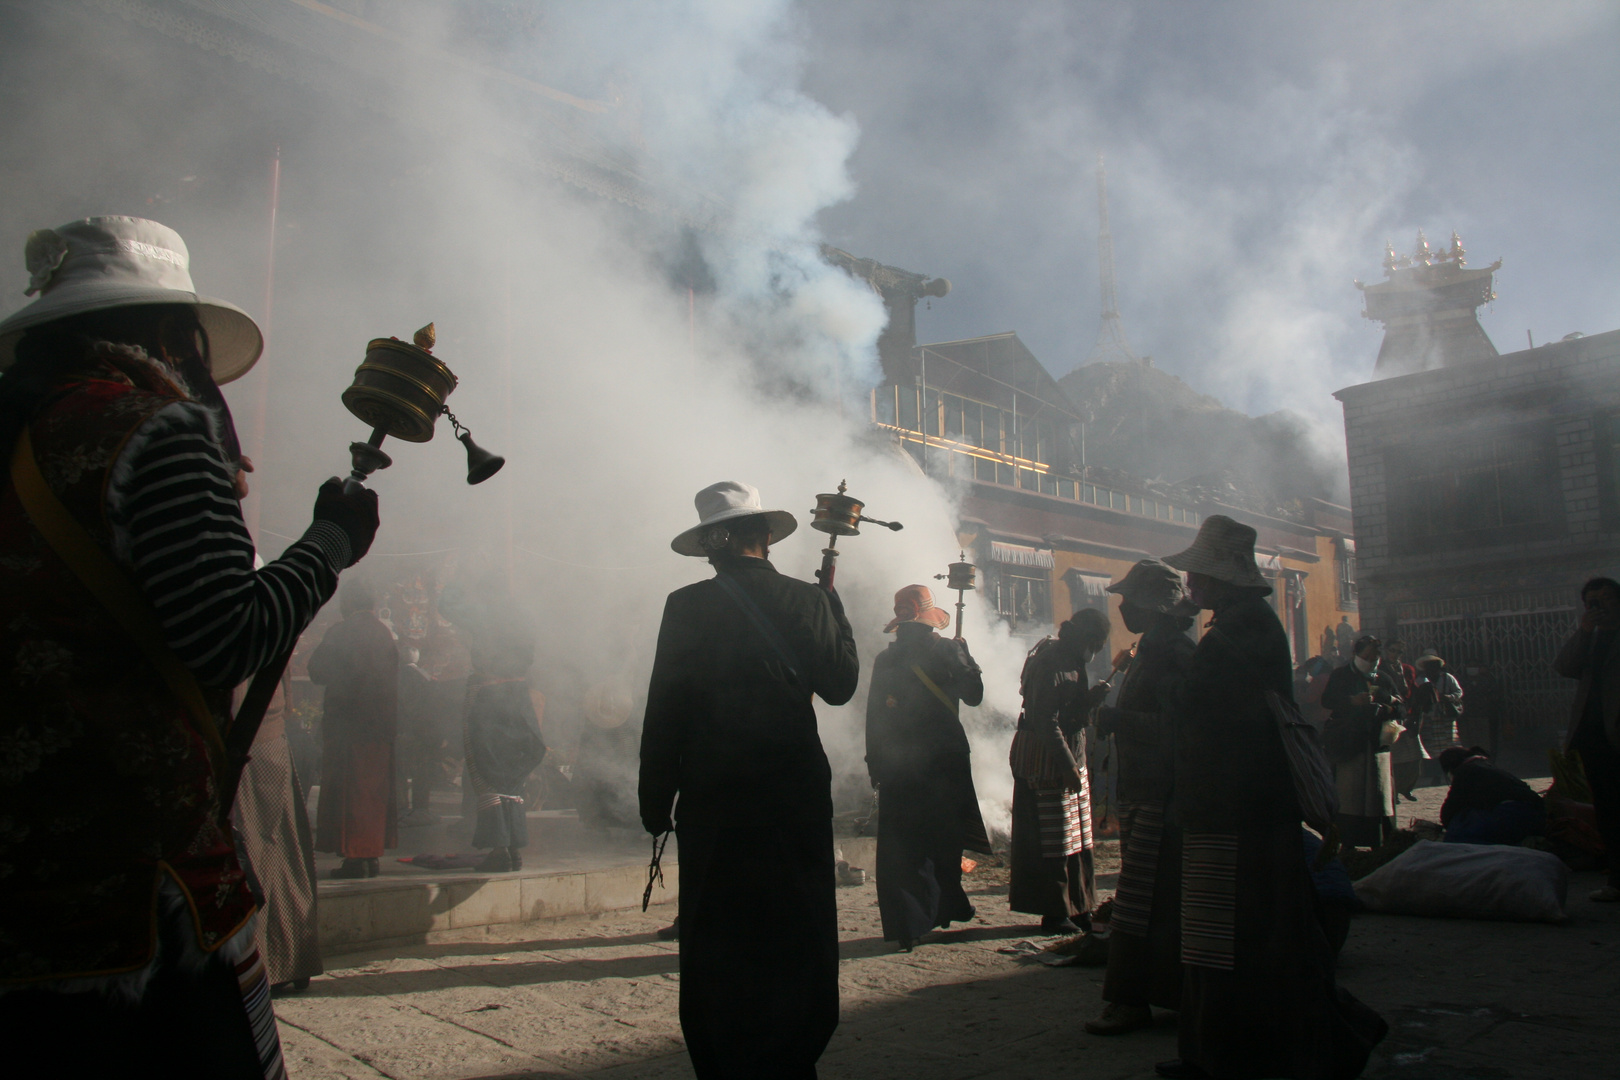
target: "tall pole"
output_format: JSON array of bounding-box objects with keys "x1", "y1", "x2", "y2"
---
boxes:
[
  {"x1": 246, "y1": 145, "x2": 281, "y2": 540},
  {"x1": 1084, "y1": 152, "x2": 1139, "y2": 366}
]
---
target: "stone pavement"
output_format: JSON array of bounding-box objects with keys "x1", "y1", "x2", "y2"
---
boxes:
[{"x1": 277, "y1": 784, "x2": 1619, "y2": 1080}]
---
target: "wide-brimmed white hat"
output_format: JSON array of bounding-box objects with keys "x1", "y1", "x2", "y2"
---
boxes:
[
  {"x1": 0, "y1": 216, "x2": 262, "y2": 383},
  {"x1": 1164, "y1": 513, "x2": 1271, "y2": 591},
  {"x1": 671, "y1": 480, "x2": 797, "y2": 557}
]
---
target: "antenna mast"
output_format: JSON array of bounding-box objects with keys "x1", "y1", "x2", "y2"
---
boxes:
[{"x1": 1085, "y1": 152, "x2": 1139, "y2": 366}]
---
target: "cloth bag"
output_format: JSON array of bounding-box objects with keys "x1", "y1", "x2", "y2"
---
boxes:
[{"x1": 1353, "y1": 840, "x2": 1569, "y2": 923}]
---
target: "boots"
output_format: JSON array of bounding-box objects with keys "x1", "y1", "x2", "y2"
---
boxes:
[
  {"x1": 476, "y1": 848, "x2": 513, "y2": 873},
  {"x1": 331, "y1": 857, "x2": 376, "y2": 880},
  {"x1": 1086, "y1": 1001, "x2": 1152, "y2": 1035}
]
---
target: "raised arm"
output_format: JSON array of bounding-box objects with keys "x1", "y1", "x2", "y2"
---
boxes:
[{"x1": 110, "y1": 401, "x2": 375, "y2": 688}]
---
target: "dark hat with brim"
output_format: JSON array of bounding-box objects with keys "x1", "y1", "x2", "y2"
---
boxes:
[
  {"x1": 1164, "y1": 514, "x2": 1271, "y2": 591},
  {"x1": 1106, "y1": 558, "x2": 1186, "y2": 613}
]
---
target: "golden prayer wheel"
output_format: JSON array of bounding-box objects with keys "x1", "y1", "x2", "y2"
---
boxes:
[
  {"x1": 808, "y1": 480, "x2": 902, "y2": 590},
  {"x1": 935, "y1": 551, "x2": 977, "y2": 638},
  {"x1": 340, "y1": 322, "x2": 505, "y2": 490}
]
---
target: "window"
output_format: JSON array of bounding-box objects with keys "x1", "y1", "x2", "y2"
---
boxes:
[
  {"x1": 994, "y1": 569, "x2": 1052, "y2": 630},
  {"x1": 874, "y1": 385, "x2": 895, "y2": 425},
  {"x1": 1040, "y1": 473, "x2": 1058, "y2": 496},
  {"x1": 924, "y1": 388, "x2": 941, "y2": 436},
  {"x1": 1337, "y1": 538, "x2": 1357, "y2": 609},
  {"x1": 996, "y1": 461, "x2": 1015, "y2": 486},
  {"x1": 1059, "y1": 478, "x2": 1075, "y2": 499},
  {"x1": 898, "y1": 384, "x2": 919, "y2": 431},
  {"x1": 1392, "y1": 424, "x2": 1558, "y2": 551},
  {"x1": 943, "y1": 395, "x2": 963, "y2": 440},
  {"x1": 1019, "y1": 468, "x2": 1038, "y2": 491},
  {"x1": 963, "y1": 402, "x2": 983, "y2": 447},
  {"x1": 975, "y1": 456, "x2": 997, "y2": 483}
]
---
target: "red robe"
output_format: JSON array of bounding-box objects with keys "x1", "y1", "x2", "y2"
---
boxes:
[{"x1": 310, "y1": 612, "x2": 399, "y2": 858}]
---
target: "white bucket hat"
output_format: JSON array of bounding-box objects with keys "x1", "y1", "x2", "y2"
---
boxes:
[
  {"x1": 0, "y1": 216, "x2": 263, "y2": 383},
  {"x1": 671, "y1": 480, "x2": 798, "y2": 557}
]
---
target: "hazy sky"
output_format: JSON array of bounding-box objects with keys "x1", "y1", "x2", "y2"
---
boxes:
[{"x1": 801, "y1": 1, "x2": 1620, "y2": 425}]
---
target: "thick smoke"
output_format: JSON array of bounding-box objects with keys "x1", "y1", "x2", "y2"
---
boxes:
[{"x1": 0, "y1": 2, "x2": 1030, "y2": 833}]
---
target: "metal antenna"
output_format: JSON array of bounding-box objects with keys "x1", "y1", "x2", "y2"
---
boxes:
[{"x1": 1085, "y1": 152, "x2": 1139, "y2": 366}]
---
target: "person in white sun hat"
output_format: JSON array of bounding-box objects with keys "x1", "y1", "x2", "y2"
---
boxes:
[
  {"x1": 0, "y1": 216, "x2": 379, "y2": 1078},
  {"x1": 641, "y1": 480, "x2": 859, "y2": 1079}
]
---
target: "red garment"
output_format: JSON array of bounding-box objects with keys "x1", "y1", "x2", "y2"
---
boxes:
[
  {"x1": 0, "y1": 356, "x2": 255, "y2": 982},
  {"x1": 310, "y1": 612, "x2": 399, "y2": 858}
]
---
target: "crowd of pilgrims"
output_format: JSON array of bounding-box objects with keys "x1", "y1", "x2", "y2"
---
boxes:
[{"x1": 640, "y1": 482, "x2": 1391, "y2": 1080}]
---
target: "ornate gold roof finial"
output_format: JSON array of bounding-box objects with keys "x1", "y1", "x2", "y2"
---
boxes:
[
  {"x1": 1414, "y1": 230, "x2": 1432, "y2": 265},
  {"x1": 1382, "y1": 241, "x2": 1398, "y2": 275},
  {"x1": 1448, "y1": 231, "x2": 1466, "y2": 266}
]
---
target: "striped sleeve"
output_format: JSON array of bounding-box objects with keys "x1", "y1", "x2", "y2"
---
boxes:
[{"x1": 108, "y1": 401, "x2": 347, "y2": 688}]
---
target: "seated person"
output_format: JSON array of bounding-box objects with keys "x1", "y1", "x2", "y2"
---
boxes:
[{"x1": 1438, "y1": 746, "x2": 1545, "y2": 846}]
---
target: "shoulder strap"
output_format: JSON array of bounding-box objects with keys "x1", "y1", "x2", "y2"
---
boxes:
[
  {"x1": 10, "y1": 427, "x2": 228, "y2": 776},
  {"x1": 911, "y1": 664, "x2": 959, "y2": 718},
  {"x1": 714, "y1": 571, "x2": 804, "y2": 686}
]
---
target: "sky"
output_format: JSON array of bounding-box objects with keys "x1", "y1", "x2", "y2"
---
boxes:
[{"x1": 801, "y1": 1, "x2": 1620, "y2": 425}]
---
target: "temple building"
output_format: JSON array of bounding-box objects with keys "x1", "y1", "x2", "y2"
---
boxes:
[
  {"x1": 1337, "y1": 234, "x2": 1620, "y2": 751},
  {"x1": 831, "y1": 250, "x2": 1360, "y2": 670}
]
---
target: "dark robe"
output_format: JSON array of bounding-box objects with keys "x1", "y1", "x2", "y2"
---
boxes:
[
  {"x1": 454, "y1": 598, "x2": 543, "y2": 852},
  {"x1": 865, "y1": 623, "x2": 989, "y2": 943},
  {"x1": 310, "y1": 611, "x2": 399, "y2": 859},
  {"x1": 1321, "y1": 662, "x2": 1402, "y2": 848},
  {"x1": 1102, "y1": 611, "x2": 1194, "y2": 1011},
  {"x1": 1008, "y1": 637, "x2": 1097, "y2": 921},
  {"x1": 640, "y1": 555, "x2": 859, "y2": 1080},
  {"x1": 1175, "y1": 593, "x2": 1387, "y2": 1080}
]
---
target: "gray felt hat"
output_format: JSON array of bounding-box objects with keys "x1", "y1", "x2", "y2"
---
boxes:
[
  {"x1": 1106, "y1": 558, "x2": 1187, "y2": 613},
  {"x1": 1163, "y1": 514, "x2": 1271, "y2": 590},
  {"x1": 0, "y1": 216, "x2": 262, "y2": 383}
]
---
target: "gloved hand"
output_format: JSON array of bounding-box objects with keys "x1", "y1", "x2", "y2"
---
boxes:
[
  {"x1": 312, "y1": 477, "x2": 379, "y2": 567},
  {"x1": 1087, "y1": 681, "x2": 1112, "y2": 707},
  {"x1": 643, "y1": 812, "x2": 673, "y2": 836}
]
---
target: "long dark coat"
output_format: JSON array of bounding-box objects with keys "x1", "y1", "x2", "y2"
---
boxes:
[
  {"x1": 865, "y1": 623, "x2": 988, "y2": 942},
  {"x1": 1102, "y1": 611, "x2": 1194, "y2": 1011},
  {"x1": 1321, "y1": 661, "x2": 1402, "y2": 845},
  {"x1": 640, "y1": 554, "x2": 858, "y2": 1080},
  {"x1": 1174, "y1": 592, "x2": 1387, "y2": 1080},
  {"x1": 310, "y1": 611, "x2": 399, "y2": 858}
]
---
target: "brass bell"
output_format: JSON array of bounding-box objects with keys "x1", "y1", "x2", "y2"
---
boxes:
[{"x1": 457, "y1": 428, "x2": 505, "y2": 486}]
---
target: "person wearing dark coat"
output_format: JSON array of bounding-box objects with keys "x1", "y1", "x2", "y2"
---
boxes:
[
  {"x1": 640, "y1": 481, "x2": 859, "y2": 1080},
  {"x1": 1087, "y1": 560, "x2": 1195, "y2": 1036},
  {"x1": 1008, "y1": 606, "x2": 1111, "y2": 934},
  {"x1": 1552, "y1": 576, "x2": 1620, "y2": 902},
  {"x1": 1437, "y1": 746, "x2": 1545, "y2": 846},
  {"x1": 441, "y1": 577, "x2": 545, "y2": 873},
  {"x1": 1320, "y1": 636, "x2": 1403, "y2": 848},
  {"x1": 1156, "y1": 515, "x2": 1387, "y2": 1080},
  {"x1": 866, "y1": 584, "x2": 989, "y2": 951},
  {"x1": 311, "y1": 580, "x2": 400, "y2": 879}
]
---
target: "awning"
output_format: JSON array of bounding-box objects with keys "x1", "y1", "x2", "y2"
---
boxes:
[
  {"x1": 990, "y1": 541, "x2": 1055, "y2": 569},
  {"x1": 1064, "y1": 568, "x2": 1112, "y2": 598},
  {"x1": 1258, "y1": 553, "x2": 1283, "y2": 573},
  {"x1": 1340, "y1": 536, "x2": 1356, "y2": 556}
]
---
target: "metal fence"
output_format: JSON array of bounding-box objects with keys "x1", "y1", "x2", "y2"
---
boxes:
[{"x1": 1396, "y1": 590, "x2": 1577, "y2": 744}]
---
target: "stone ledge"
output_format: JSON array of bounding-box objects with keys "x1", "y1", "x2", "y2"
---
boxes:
[{"x1": 317, "y1": 860, "x2": 676, "y2": 956}]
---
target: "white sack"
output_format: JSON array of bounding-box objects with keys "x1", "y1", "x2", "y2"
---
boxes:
[{"x1": 1354, "y1": 840, "x2": 1568, "y2": 924}]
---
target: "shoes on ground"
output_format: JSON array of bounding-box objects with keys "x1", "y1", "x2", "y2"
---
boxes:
[
  {"x1": 476, "y1": 848, "x2": 513, "y2": 873},
  {"x1": 1400, "y1": 791, "x2": 1417, "y2": 801},
  {"x1": 1155, "y1": 1059, "x2": 1211, "y2": 1079},
  {"x1": 331, "y1": 858, "x2": 370, "y2": 880},
  {"x1": 508, "y1": 847, "x2": 523, "y2": 871},
  {"x1": 1085, "y1": 1001, "x2": 1152, "y2": 1036},
  {"x1": 1590, "y1": 885, "x2": 1620, "y2": 902},
  {"x1": 1040, "y1": 915, "x2": 1081, "y2": 935},
  {"x1": 896, "y1": 938, "x2": 915, "y2": 953},
  {"x1": 1070, "y1": 931, "x2": 1111, "y2": 967},
  {"x1": 656, "y1": 920, "x2": 680, "y2": 941}
]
